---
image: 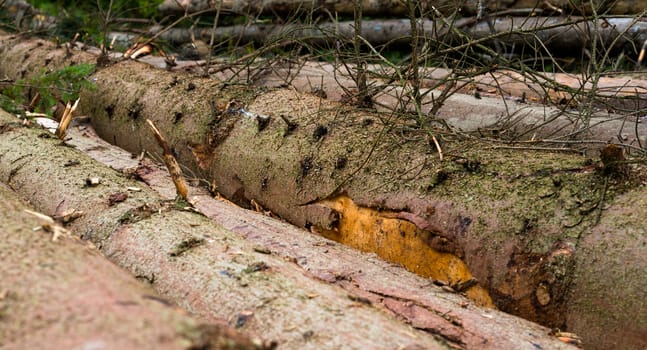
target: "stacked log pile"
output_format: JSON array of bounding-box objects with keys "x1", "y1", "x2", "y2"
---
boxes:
[{"x1": 1, "y1": 0, "x2": 647, "y2": 346}]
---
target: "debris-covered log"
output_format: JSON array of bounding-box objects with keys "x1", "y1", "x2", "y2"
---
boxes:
[
  {"x1": 234, "y1": 61, "x2": 647, "y2": 149},
  {"x1": 154, "y1": 16, "x2": 647, "y2": 58},
  {"x1": 0, "y1": 183, "x2": 263, "y2": 350},
  {"x1": 0, "y1": 32, "x2": 646, "y2": 349},
  {"x1": 0, "y1": 110, "x2": 580, "y2": 350},
  {"x1": 159, "y1": 0, "x2": 410, "y2": 16},
  {"x1": 2, "y1": 31, "x2": 645, "y2": 154},
  {"x1": 135, "y1": 54, "x2": 647, "y2": 153},
  {"x1": 157, "y1": 0, "x2": 646, "y2": 16}
]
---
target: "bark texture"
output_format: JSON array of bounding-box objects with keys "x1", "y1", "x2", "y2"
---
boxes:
[
  {"x1": 158, "y1": 0, "x2": 646, "y2": 16},
  {"x1": 154, "y1": 16, "x2": 647, "y2": 56},
  {"x1": 1, "y1": 32, "x2": 647, "y2": 349},
  {"x1": 82, "y1": 58, "x2": 647, "y2": 350},
  {"x1": 0, "y1": 183, "x2": 262, "y2": 350},
  {"x1": 0, "y1": 111, "x2": 440, "y2": 349},
  {"x1": 0, "y1": 110, "x2": 579, "y2": 350},
  {"x1": 159, "y1": 0, "x2": 410, "y2": 16},
  {"x1": 133, "y1": 58, "x2": 647, "y2": 155},
  {"x1": 70, "y1": 116, "x2": 585, "y2": 350},
  {"x1": 232, "y1": 61, "x2": 647, "y2": 150}
]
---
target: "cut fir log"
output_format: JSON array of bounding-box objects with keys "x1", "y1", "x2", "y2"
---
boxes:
[
  {"x1": 159, "y1": 0, "x2": 411, "y2": 16},
  {"x1": 153, "y1": 16, "x2": 647, "y2": 59},
  {"x1": 0, "y1": 31, "x2": 646, "y2": 349},
  {"x1": 0, "y1": 183, "x2": 264, "y2": 350},
  {"x1": 133, "y1": 57, "x2": 647, "y2": 150},
  {"x1": 157, "y1": 0, "x2": 647, "y2": 16},
  {"x1": 0, "y1": 110, "x2": 580, "y2": 350},
  {"x1": 226, "y1": 61, "x2": 647, "y2": 151}
]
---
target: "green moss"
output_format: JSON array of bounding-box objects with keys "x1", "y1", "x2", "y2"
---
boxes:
[
  {"x1": 118, "y1": 204, "x2": 155, "y2": 224},
  {"x1": 169, "y1": 237, "x2": 205, "y2": 257}
]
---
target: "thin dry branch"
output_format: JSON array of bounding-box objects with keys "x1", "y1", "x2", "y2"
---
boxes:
[
  {"x1": 146, "y1": 118, "x2": 190, "y2": 201},
  {"x1": 55, "y1": 98, "x2": 78, "y2": 139}
]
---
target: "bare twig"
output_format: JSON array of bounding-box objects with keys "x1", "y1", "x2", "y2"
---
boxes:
[
  {"x1": 146, "y1": 119, "x2": 190, "y2": 202},
  {"x1": 55, "y1": 99, "x2": 79, "y2": 140}
]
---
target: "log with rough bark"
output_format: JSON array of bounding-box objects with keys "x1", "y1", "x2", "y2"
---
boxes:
[
  {"x1": 158, "y1": 0, "x2": 646, "y2": 16},
  {"x1": 134, "y1": 55, "x2": 647, "y2": 153},
  {"x1": 1, "y1": 32, "x2": 647, "y2": 349},
  {"x1": 153, "y1": 16, "x2": 647, "y2": 58},
  {"x1": 0, "y1": 183, "x2": 263, "y2": 350},
  {"x1": 3, "y1": 31, "x2": 645, "y2": 154},
  {"x1": 159, "y1": 0, "x2": 410, "y2": 16},
  {"x1": 255, "y1": 63, "x2": 647, "y2": 133},
  {"x1": 213, "y1": 61, "x2": 647, "y2": 150},
  {"x1": 0, "y1": 110, "x2": 580, "y2": 350}
]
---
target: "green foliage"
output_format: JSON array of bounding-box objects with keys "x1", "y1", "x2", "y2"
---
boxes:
[
  {"x1": 1, "y1": 63, "x2": 96, "y2": 116},
  {"x1": 0, "y1": 94, "x2": 21, "y2": 115},
  {"x1": 29, "y1": 0, "x2": 163, "y2": 18},
  {"x1": 27, "y1": 0, "x2": 163, "y2": 43}
]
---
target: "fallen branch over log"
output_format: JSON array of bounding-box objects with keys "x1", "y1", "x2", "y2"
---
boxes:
[
  {"x1": 241, "y1": 61, "x2": 647, "y2": 151},
  {"x1": 146, "y1": 118, "x2": 190, "y2": 201},
  {"x1": 0, "y1": 110, "x2": 579, "y2": 349},
  {"x1": 247, "y1": 61, "x2": 647, "y2": 115},
  {"x1": 0, "y1": 183, "x2": 263, "y2": 349}
]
